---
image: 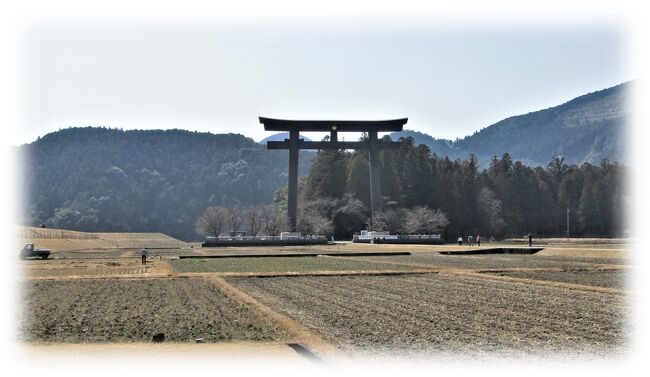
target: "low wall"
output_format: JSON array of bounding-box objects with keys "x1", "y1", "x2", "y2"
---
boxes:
[{"x1": 202, "y1": 238, "x2": 330, "y2": 247}]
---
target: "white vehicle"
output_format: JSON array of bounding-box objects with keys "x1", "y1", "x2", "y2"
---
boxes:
[{"x1": 20, "y1": 243, "x2": 51, "y2": 259}]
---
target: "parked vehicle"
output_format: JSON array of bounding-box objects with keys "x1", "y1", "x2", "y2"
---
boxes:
[{"x1": 20, "y1": 243, "x2": 51, "y2": 260}]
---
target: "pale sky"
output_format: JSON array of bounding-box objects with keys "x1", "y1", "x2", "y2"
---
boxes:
[{"x1": 17, "y1": 22, "x2": 626, "y2": 145}]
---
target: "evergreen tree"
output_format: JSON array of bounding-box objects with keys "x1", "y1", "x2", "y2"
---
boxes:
[
  {"x1": 304, "y1": 149, "x2": 349, "y2": 201},
  {"x1": 346, "y1": 152, "x2": 370, "y2": 206}
]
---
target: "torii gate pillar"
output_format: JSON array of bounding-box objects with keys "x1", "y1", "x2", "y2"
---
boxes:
[
  {"x1": 368, "y1": 131, "x2": 382, "y2": 218},
  {"x1": 287, "y1": 130, "x2": 300, "y2": 231}
]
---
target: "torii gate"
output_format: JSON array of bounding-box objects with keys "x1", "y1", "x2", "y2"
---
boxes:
[{"x1": 260, "y1": 117, "x2": 408, "y2": 232}]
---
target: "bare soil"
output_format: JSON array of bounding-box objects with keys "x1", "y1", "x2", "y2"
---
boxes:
[
  {"x1": 486, "y1": 269, "x2": 627, "y2": 289},
  {"x1": 20, "y1": 278, "x2": 289, "y2": 343},
  {"x1": 15, "y1": 240, "x2": 631, "y2": 360},
  {"x1": 228, "y1": 274, "x2": 629, "y2": 357}
]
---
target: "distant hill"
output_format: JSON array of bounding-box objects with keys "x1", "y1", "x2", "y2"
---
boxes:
[
  {"x1": 259, "y1": 132, "x2": 312, "y2": 144},
  {"x1": 18, "y1": 128, "x2": 313, "y2": 240},
  {"x1": 391, "y1": 82, "x2": 629, "y2": 166}
]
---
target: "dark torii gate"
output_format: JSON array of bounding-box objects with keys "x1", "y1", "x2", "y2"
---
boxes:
[{"x1": 260, "y1": 117, "x2": 408, "y2": 232}]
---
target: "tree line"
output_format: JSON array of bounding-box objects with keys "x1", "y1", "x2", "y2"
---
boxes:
[
  {"x1": 21, "y1": 127, "x2": 626, "y2": 242},
  {"x1": 195, "y1": 203, "x2": 449, "y2": 239},
  {"x1": 275, "y1": 135, "x2": 627, "y2": 240}
]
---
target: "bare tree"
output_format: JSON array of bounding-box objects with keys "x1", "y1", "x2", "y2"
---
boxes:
[
  {"x1": 244, "y1": 206, "x2": 263, "y2": 236},
  {"x1": 477, "y1": 187, "x2": 506, "y2": 235},
  {"x1": 404, "y1": 206, "x2": 449, "y2": 234},
  {"x1": 261, "y1": 205, "x2": 287, "y2": 236},
  {"x1": 195, "y1": 206, "x2": 228, "y2": 237},
  {"x1": 298, "y1": 207, "x2": 333, "y2": 236},
  {"x1": 371, "y1": 208, "x2": 406, "y2": 233},
  {"x1": 226, "y1": 207, "x2": 243, "y2": 234}
]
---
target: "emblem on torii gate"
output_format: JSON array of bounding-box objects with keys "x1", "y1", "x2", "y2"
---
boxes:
[{"x1": 260, "y1": 117, "x2": 408, "y2": 232}]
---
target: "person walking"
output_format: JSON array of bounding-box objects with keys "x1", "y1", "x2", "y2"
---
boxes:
[
  {"x1": 476, "y1": 234, "x2": 481, "y2": 247},
  {"x1": 457, "y1": 236, "x2": 463, "y2": 246},
  {"x1": 140, "y1": 248, "x2": 149, "y2": 265},
  {"x1": 468, "y1": 235, "x2": 473, "y2": 246}
]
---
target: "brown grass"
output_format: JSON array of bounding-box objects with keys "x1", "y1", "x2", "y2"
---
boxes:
[{"x1": 15, "y1": 226, "x2": 188, "y2": 251}]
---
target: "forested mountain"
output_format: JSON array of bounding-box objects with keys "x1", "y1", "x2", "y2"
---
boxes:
[
  {"x1": 19, "y1": 128, "x2": 313, "y2": 240},
  {"x1": 390, "y1": 82, "x2": 629, "y2": 166},
  {"x1": 299, "y1": 138, "x2": 627, "y2": 239}
]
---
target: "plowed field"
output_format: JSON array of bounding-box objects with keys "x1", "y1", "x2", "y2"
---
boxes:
[
  {"x1": 229, "y1": 274, "x2": 628, "y2": 357},
  {"x1": 486, "y1": 269, "x2": 627, "y2": 289},
  {"x1": 21, "y1": 278, "x2": 289, "y2": 343}
]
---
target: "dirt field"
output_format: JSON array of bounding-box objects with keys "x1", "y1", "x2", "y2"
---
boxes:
[
  {"x1": 21, "y1": 278, "x2": 289, "y2": 343},
  {"x1": 486, "y1": 269, "x2": 627, "y2": 289},
  {"x1": 16, "y1": 238, "x2": 631, "y2": 361},
  {"x1": 228, "y1": 274, "x2": 629, "y2": 357}
]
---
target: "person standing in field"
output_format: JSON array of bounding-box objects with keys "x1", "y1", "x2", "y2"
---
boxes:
[
  {"x1": 140, "y1": 248, "x2": 149, "y2": 265},
  {"x1": 468, "y1": 235, "x2": 473, "y2": 246},
  {"x1": 457, "y1": 236, "x2": 463, "y2": 246},
  {"x1": 528, "y1": 234, "x2": 533, "y2": 247},
  {"x1": 476, "y1": 234, "x2": 481, "y2": 246}
]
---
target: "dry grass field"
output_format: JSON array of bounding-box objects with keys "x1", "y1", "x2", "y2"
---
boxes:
[
  {"x1": 16, "y1": 234, "x2": 631, "y2": 362},
  {"x1": 16, "y1": 226, "x2": 189, "y2": 252}
]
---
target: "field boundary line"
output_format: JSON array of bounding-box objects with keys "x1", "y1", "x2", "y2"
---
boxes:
[
  {"x1": 203, "y1": 275, "x2": 343, "y2": 361},
  {"x1": 444, "y1": 270, "x2": 626, "y2": 295}
]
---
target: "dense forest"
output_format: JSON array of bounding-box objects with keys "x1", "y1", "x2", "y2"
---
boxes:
[
  {"x1": 293, "y1": 135, "x2": 627, "y2": 240},
  {"x1": 19, "y1": 127, "x2": 313, "y2": 240},
  {"x1": 389, "y1": 82, "x2": 629, "y2": 166}
]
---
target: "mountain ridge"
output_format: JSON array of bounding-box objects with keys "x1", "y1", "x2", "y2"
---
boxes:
[{"x1": 390, "y1": 82, "x2": 629, "y2": 166}]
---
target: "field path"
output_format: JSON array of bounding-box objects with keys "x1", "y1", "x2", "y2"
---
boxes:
[{"x1": 204, "y1": 275, "x2": 342, "y2": 361}]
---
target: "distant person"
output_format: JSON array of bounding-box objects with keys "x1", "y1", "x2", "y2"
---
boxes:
[
  {"x1": 528, "y1": 234, "x2": 533, "y2": 247},
  {"x1": 140, "y1": 248, "x2": 149, "y2": 265},
  {"x1": 39, "y1": 223, "x2": 46, "y2": 228},
  {"x1": 468, "y1": 235, "x2": 473, "y2": 246},
  {"x1": 457, "y1": 236, "x2": 463, "y2": 246},
  {"x1": 476, "y1": 235, "x2": 481, "y2": 247}
]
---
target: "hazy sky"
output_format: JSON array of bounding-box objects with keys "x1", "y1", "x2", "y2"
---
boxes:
[{"x1": 17, "y1": 22, "x2": 626, "y2": 145}]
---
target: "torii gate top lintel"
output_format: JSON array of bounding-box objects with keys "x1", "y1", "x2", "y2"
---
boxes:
[{"x1": 259, "y1": 117, "x2": 408, "y2": 132}]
